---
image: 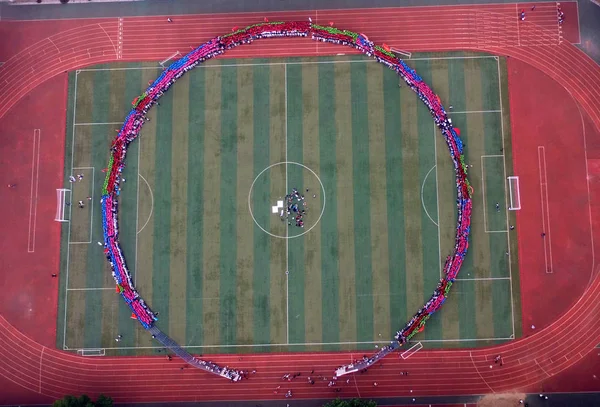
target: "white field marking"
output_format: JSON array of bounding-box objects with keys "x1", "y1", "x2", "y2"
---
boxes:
[
  {"x1": 97, "y1": 22, "x2": 118, "y2": 58},
  {"x1": 28, "y1": 129, "x2": 41, "y2": 253},
  {"x1": 352, "y1": 358, "x2": 362, "y2": 398},
  {"x1": 78, "y1": 55, "x2": 498, "y2": 72},
  {"x1": 134, "y1": 132, "x2": 141, "y2": 286},
  {"x1": 63, "y1": 70, "x2": 79, "y2": 350},
  {"x1": 137, "y1": 174, "x2": 154, "y2": 235},
  {"x1": 469, "y1": 351, "x2": 495, "y2": 393},
  {"x1": 284, "y1": 63, "x2": 290, "y2": 345},
  {"x1": 248, "y1": 162, "x2": 326, "y2": 239},
  {"x1": 39, "y1": 347, "x2": 44, "y2": 393},
  {"x1": 90, "y1": 167, "x2": 95, "y2": 242},
  {"x1": 117, "y1": 18, "x2": 123, "y2": 60},
  {"x1": 74, "y1": 122, "x2": 123, "y2": 126},
  {"x1": 574, "y1": 1, "x2": 582, "y2": 44},
  {"x1": 455, "y1": 277, "x2": 511, "y2": 281},
  {"x1": 557, "y1": 5, "x2": 562, "y2": 44},
  {"x1": 4, "y1": 1, "x2": 561, "y2": 21},
  {"x1": 69, "y1": 167, "x2": 95, "y2": 244},
  {"x1": 75, "y1": 336, "x2": 514, "y2": 351},
  {"x1": 421, "y1": 165, "x2": 439, "y2": 227},
  {"x1": 447, "y1": 109, "x2": 501, "y2": 114},
  {"x1": 481, "y1": 155, "x2": 508, "y2": 233},
  {"x1": 433, "y1": 131, "x2": 443, "y2": 278},
  {"x1": 433, "y1": 123, "x2": 442, "y2": 278},
  {"x1": 538, "y1": 146, "x2": 554, "y2": 274},
  {"x1": 574, "y1": 102, "x2": 596, "y2": 288},
  {"x1": 497, "y1": 58, "x2": 516, "y2": 340},
  {"x1": 67, "y1": 287, "x2": 115, "y2": 291},
  {"x1": 534, "y1": 358, "x2": 552, "y2": 377},
  {"x1": 516, "y1": 3, "x2": 521, "y2": 46}
]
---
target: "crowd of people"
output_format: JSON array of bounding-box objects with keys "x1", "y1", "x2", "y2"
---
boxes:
[
  {"x1": 281, "y1": 188, "x2": 308, "y2": 227},
  {"x1": 102, "y1": 20, "x2": 472, "y2": 380}
]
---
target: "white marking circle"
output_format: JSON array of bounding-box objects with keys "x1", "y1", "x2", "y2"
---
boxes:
[{"x1": 247, "y1": 161, "x2": 326, "y2": 239}]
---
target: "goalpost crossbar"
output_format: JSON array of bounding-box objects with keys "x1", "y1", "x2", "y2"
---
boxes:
[
  {"x1": 159, "y1": 51, "x2": 181, "y2": 68},
  {"x1": 390, "y1": 47, "x2": 412, "y2": 59},
  {"x1": 400, "y1": 341, "x2": 423, "y2": 359},
  {"x1": 55, "y1": 188, "x2": 70, "y2": 222},
  {"x1": 77, "y1": 348, "x2": 105, "y2": 357},
  {"x1": 507, "y1": 176, "x2": 521, "y2": 210}
]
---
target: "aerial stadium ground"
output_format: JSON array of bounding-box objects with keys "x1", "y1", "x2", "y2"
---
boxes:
[
  {"x1": 56, "y1": 54, "x2": 520, "y2": 356},
  {"x1": 0, "y1": 1, "x2": 599, "y2": 406}
]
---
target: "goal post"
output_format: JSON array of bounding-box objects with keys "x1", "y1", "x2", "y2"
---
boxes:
[
  {"x1": 507, "y1": 176, "x2": 521, "y2": 210},
  {"x1": 55, "y1": 188, "x2": 70, "y2": 222},
  {"x1": 159, "y1": 51, "x2": 181, "y2": 68}
]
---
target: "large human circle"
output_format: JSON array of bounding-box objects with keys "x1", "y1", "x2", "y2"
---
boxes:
[
  {"x1": 247, "y1": 161, "x2": 326, "y2": 239},
  {"x1": 103, "y1": 22, "x2": 472, "y2": 361}
]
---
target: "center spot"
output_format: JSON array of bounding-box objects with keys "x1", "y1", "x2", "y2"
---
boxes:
[{"x1": 248, "y1": 162, "x2": 326, "y2": 239}]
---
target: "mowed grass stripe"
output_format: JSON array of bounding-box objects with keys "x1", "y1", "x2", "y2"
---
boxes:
[
  {"x1": 480, "y1": 60, "x2": 512, "y2": 337},
  {"x1": 152, "y1": 82, "x2": 174, "y2": 334},
  {"x1": 114, "y1": 67, "x2": 143, "y2": 351},
  {"x1": 168, "y1": 73, "x2": 190, "y2": 343},
  {"x1": 478, "y1": 57, "x2": 502, "y2": 112},
  {"x1": 235, "y1": 65, "x2": 255, "y2": 348},
  {"x1": 219, "y1": 63, "x2": 238, "y2": 349},
  {"x1": 136, "y1": 66, "x2": 160, "y2": 349},
  {"x1": 68, "y1": 71, "x2": 92, "y2": 296},
  {"x1": 463, "y1": 58, "x2": 494, "y2": 341},
  {"x1": 414, "y1": 60, "x2": 442, "y2": 341},
  {"x1": 498, "y1": 56, "x2": 522, "y2": 338},
  {"x1": 367, "y1": 62, "x2": 391, "y2": 341},
  {"x1": 57, "y1": 74, "x2": 76, "y2": 349},
  {"x1": 252, "y1": 62, "x2": 271, "y2": 350},
  {"x1": 350, "y1": 61, "x2": 374, "y2": 344},
  {"x1": 83, "y1": 69, "x2": 111, "y2": 348},
  {"x1": 430, "y1": 58, "x2": 461, "y2": 342},
  {"x1": 382, "y1": 69, "x2": 408, "y2": 334},
  {"x1": 268, "y1": 65, "x2": 287, "y2": 346},
  {"x1": 333, "y1": 62, "x2": 356, "y2": 346},
  {"x1": 202, "y1": 66, "x2": 222, "y2": 346},
  {"x1": 319, "y1": 62, "x2": 340, "y2": 348},
  {"x1": 400, "y1": 76, "x2": 424, "y2": 322},
  {"x1": 286, "y1": 62, "x2": 306, "y2": 346},
  {"x1": 186, "y1": 67, "x2": 206, "y2": 347},
  {"x1": 301, "y1": 62, "x2": 323, "y2": 346},
  {"x1": 447, "y1": 59, "x2": 477, "y2": 342},
  {"x1": 74, "y1": 71, "x2": 93, "y2": 124}
]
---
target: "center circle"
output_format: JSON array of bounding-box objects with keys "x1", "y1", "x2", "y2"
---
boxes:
[{"x1": 248, "y1": 161, "x2": 326, "y2": 239}]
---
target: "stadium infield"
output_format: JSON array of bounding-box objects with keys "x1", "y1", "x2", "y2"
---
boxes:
[{"x1": 56, "y1": 52, "x2": 522, "y2": 356}]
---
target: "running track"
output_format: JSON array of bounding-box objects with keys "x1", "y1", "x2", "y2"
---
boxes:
[{"x1": 1, "y1": 3, "x2": 599, "y2": 403}]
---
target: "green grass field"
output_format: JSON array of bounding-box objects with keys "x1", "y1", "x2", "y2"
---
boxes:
[{"x1": 56, "y1": 53, "x2": 522, "y2": 356}]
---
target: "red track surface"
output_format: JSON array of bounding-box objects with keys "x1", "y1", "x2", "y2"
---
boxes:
[{"x1": 0, "y1": 3, "x2": 599, "y2": 405}]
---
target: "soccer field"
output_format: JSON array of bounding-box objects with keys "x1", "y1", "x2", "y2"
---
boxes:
[{"x1": 56, "y1": 53, "x2": 522, "y2": 356}]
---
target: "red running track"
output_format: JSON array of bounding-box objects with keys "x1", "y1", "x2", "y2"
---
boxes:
[{"x1": 0, "y1": 4, "x2": 599, "y2": 404}]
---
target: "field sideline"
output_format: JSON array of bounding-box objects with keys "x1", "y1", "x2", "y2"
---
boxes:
[{"x1": 56, "y1": 53, "x2": 522, "y2": 356}]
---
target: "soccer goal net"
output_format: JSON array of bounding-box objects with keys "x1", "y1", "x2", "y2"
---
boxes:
[
  {"x1": 55, "y1": 188, "x2": 70, "y2": 222},
  {"x1": 508, "y1": 176, "x2": 521, "y2": 210}
]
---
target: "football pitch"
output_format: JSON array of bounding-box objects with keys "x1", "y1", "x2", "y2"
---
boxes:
[{"x1": 56, "y1": 53, "x2": 522, "y2": 356}]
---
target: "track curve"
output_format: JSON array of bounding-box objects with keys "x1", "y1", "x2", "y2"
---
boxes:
[{"x1": 1, "y1": 5, "x2": 599, "y2": 403}]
